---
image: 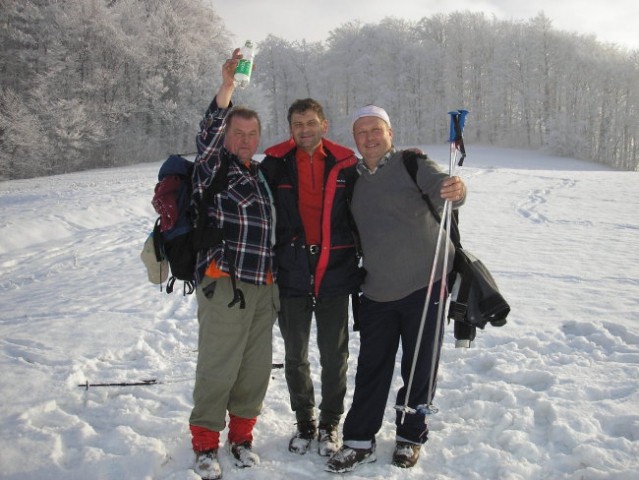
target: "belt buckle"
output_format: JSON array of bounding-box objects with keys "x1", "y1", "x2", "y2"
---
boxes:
[{"x1": 308, "y1": 244, "x2": 320, "y2": 255}]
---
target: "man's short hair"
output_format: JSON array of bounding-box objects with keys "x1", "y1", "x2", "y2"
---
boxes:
[
  {"x1": 287, "y1": 98, "x2": 326, "y2": 125},
  {"x1": 227, "y1": 106, "x2": 262, "y2": 133}
]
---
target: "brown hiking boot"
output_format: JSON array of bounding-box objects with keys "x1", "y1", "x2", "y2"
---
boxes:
[
  {"x1": 391, "y1": 441, "x2": 421, "y2": 468},
  {"x1": 289, "y1": 420, "x2": 317, "y2": 454},
  {"x1": 194, "y1": 449, "x2": 222, "y2": 479},
  {"x1": 318, "y1": 423, "x2": 340, "y2": 456},
  {"x1": 325, "y1": 443, "x2": 376, "y2": 473},
  {"x1": 230, "y1": 441, "x2": 260, "y2": 468}
]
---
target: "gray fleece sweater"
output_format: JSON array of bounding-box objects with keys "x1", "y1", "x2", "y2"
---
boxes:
[{"x1": 351, "y1": 150, "x2": 464, "y2": 302}]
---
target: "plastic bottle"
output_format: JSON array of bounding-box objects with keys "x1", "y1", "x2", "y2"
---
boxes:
[{"x1": 234, "y1": 40, "x2": 255, "y2": 88}]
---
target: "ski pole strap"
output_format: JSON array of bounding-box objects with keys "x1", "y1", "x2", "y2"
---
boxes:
[{"x1": 448, "y1": 109, "x2": 469, "y2": 166}]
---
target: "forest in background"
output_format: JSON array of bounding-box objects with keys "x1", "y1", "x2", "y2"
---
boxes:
[{"x1": 1, "y1": 0, "x2": 638, "y2": 180}]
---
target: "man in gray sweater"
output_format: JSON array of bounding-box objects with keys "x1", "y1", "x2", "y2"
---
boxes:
[{"x1": 326, "y1": 105, "x2": 466, "y2": 473}]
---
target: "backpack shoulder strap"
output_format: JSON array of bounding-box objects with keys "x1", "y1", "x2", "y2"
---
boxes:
[
  {"x1": 193, "y1": 155, "x2": 228, "y2": 250},
  {"x1": 201, "y1": 155, "x2": 229, "y2": 206},
  {"x1": 402, "y1": 150, "x2": 420, "y2": 185}
]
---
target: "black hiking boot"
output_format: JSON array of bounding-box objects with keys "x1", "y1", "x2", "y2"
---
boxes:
[{"x1": 289, "y1": 420, "x2": 317, "y2": 454}]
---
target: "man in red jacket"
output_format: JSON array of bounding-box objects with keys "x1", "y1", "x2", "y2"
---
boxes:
[{"x1": 260, "y1": 99, "x2": 362, "y2": 457}]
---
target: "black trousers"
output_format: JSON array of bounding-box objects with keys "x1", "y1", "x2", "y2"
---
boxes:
[{"x1": 342, "y1": 283, "x2": 444, "y2": 445}]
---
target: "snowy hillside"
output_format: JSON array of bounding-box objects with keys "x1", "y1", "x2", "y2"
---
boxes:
[{"x1": 0, "y1": 146, "x2": 637, "y2": 480}]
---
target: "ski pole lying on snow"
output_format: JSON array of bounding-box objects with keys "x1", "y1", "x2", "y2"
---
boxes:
[
  {"x1": 394, "y1": 109, "x2": 468, "y2": 423},
  {"x1": 79, "y1": 364, "x2": 285, "y2": 390},
  {"x1": 79, "y1": 379, "x2": 158, "y2": 390}
]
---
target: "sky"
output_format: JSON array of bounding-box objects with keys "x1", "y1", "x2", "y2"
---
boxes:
[
  {"x1": 1, "y1": 145, "x2": 638, "y2": 479},
  {"x1": 211, "y1": 0, "x2": 639, "y2": 50}
]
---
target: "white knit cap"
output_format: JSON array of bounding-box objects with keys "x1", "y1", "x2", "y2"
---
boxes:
[{"x1": 352, "y1": 105, "x2": 391, "y2": 128}]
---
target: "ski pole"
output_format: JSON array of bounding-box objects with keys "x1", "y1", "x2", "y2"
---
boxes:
[
  {"x1": 424, "y1": 109, "x2": 468, "y2": 409},
  {"x1": 79, "y1": 364, "x2": 285, "y2": 390},
  {"x1": 423, "y1": 110, "x2": 468, "y2": 409},
  {"x1": 395, "y1": 201, "x2": 449, "y2": 422},
  {"x1": 79, "y1": 379, "x2": 159, "y2": 390},
  {"x1": 394, "y1": 109, "x2": 468, "y2": 423}
]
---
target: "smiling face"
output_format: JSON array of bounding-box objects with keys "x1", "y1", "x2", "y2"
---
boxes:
[
  {"x1": 224, "y1": 115, "x2": 261, "y2": 165},
  {"x1": 352, "y1": 116, "x2": 393, "y2": 169},
  {"x1": 289, "y1": 109, "x2": 328, "y2": 154}
]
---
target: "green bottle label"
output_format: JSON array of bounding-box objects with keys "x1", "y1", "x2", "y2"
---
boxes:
[{"x1": 235, "y1": 59, "x2": 252, "y2": 76}]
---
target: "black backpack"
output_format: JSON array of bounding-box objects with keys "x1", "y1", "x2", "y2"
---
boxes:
[
  {"x1": 151, "y1": 154, "x2": 228, "y2": 294},
  {"x1": 402, "y1": 151, "x2": 510, "y2": 331}
]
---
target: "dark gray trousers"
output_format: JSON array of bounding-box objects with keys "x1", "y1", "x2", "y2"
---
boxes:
[{"x1": 278, "y1": 294, "x2": 350, "y2": 426}]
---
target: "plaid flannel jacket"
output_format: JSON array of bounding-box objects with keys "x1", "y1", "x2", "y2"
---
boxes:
[{"x1": 192, "y1": 98, "x2": 276, "y2": 286}]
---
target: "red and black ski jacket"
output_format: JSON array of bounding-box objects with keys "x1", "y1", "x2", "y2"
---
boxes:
[{"x1": 260, "y1": 138, "x2": 363, "y2": 298}]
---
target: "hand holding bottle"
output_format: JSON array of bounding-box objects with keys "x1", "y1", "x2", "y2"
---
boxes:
[
  {"x1": 217, "y1": 48, "x2": 242, "y2": 108},
  {"x1": 222, "y1": 48, "x2": 242, "y2": 87}
]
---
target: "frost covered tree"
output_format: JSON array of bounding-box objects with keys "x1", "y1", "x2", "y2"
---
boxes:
[
  {"x1": 252, "y1": 35, "x2": 325, "y2": 145},
  {"x1": 253, "y1": 12, "x2": 638, "y2": 170},
  {"x1": 1, "y1": 5, "x2": 637, "y2": 178},
  {"x1": 0, "y1": 0, "x2": 230, "y2": 179}
]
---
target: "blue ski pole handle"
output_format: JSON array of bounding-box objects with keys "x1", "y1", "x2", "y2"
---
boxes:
[
  {"x1": 448, "y1": 109, "x2": 469, "y2": 142},
  {"x1": 448, "y1": 109, "x2": 469, "y2": 165}
]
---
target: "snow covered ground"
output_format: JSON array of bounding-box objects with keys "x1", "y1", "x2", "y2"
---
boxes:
[{"x1": 0, "y1": 145, "x2": 637, "y2": 480}]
